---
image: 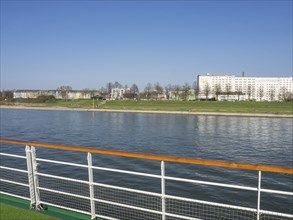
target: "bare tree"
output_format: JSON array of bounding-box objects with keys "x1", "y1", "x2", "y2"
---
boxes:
[
  {"x1": 214, "y1": 84, "x2": 221, "y2": 101},
  {"x1": 225, "y1": 84, "x2": 232, "y2": 100},
  {"x1": 144, "y1": 83, "x2": 152, "y2": 100},
  {"x1": 258, "y1": 86, "x2": 264, "y2": 101},
  {"x1": 98, "y1": 87, "x2": 106, "y2": 94},
  {"x1": 154, "y1": 82, "x2": 163, "y2": 99},
  {"x1": 287, "y1": 92, "x2": 293, "y2": 101},
  {"x1": 154, "y1": 82, "x2": 162, "y2": 92},
  {"x1": 0, "y1": 91, "x2": 14, "y2": 100},
  {"x1": 192, "y1": 81, "x2": 199, "y2": 97},
  {"x1": 106, "y1": 82, "x2": 113, "y2": 95},
  {"x1": 81, "y1": 88, "x2": 97, "y2": 99},
  {"x1": 113, "y1": 81, "x2": 122, "y2": 89},
  {"x1": 269, "y1": 89, "x2": 275, "y2": 101},
  {"x1": 235, "y1": 86, "x2": 244, "y2": 101},
  {"x1": 203, "y1": 83, "x2": 211, "y2": 101},
  {"x1": 130, "y1": 84, "x2": 139, "y2": 99},
  {"x1": 173, "y1": 85, "x2": 181, "y2": 100},
  {"x1": 57, "y1": 85, "x2": 72, "y2": 100},
  {"x1": 164, "y1": 84, "x2": 172, "y2": 100},
  {"x1": 182, "y1": 83, "x2": 191, "y2": 101},
  {"x1": 247, "y1": 84, "x2": 252, "y2": 101},
  {"x1": 279, "y1": 87, "x2": 290, "y2": 101}
]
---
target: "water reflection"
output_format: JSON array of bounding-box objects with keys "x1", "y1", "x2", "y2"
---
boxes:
[{"x1": 196, "y1": 116, "x2": 293, "y2": 166}]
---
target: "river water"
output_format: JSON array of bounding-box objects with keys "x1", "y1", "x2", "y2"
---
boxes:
[{"x1": 1, "y1": 109, "x2": 292, "y2": 215}]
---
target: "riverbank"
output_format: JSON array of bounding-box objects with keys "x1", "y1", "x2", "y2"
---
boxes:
[{"x1": 1, "y1": 105, "x2": 293, "y2": 118}]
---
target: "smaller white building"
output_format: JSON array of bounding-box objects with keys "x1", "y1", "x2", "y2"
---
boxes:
[{"x1": 111, "y1": 88, "x2": 129, "y2": 100}]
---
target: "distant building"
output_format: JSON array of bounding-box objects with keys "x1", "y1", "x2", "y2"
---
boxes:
[
  {"x1": 197, "y1": 74, "x2": 293, "y2": 101},
  {"x1": 111, "y1": 88, "x2": 128, "y2": 100},
  {"x1": 110, "y1": 87, "x2": 141, "y2": 100},
  {"x1": 13, "y1": 90, "x2": 97, "y2": 100}
]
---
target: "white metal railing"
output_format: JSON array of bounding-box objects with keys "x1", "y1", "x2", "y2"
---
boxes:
[{"x1": 0, "y1": 140, "x2": 293, "y2": 220}]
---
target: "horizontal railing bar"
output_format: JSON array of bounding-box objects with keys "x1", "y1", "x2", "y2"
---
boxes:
[
  {"x1": 93, "y1": 198, "x2": 163, "y2": 215},
  {"x1": 0, "y1": 179, "x2": 29, "y2": 187},
  {"x1": 261, "y1": 210, "x2": 293, "y2": 218},
  {"x1": 91, "y1": 165, "x2": 161, "y2": 179},
  {"x1": 94, "y1": 198, "x2": 202, "y2": 220},
  {"x1": 164, "y1": 176, "x2": 257, "y2": 191},
  {"x1": 36, "y1": 158, "x2": 88, "y2": 168},
  {"x1": 95, "y1": 214, "x2": 119, "y2": 220},
  {"x1": 38, "y1": 187, "x2": 90, "y2": 200},
  {"x1": 92, "y1": 182, "x2": 161, "y2": 197},
  {"x1": 165, "y1": 212, "x2": 202, "y2": 220},
  {"x1": 0, "y1": 191, "x2": 31, "y2": 201},
  {"x1": 0, "y1": 152, "x2": 26, "y2": 159},
  {"x1": 261, "y1": 188, "x2": 293, "y2": 196},
  {"x1": 39, "y1": 203, "x2": 119, "y2": 220},
  {"x1": 40, "y1": 201, "x2": 91, "y2": 216},
  {"x1": 165, "y1": 195, "x2": 257, "y2": 213},
  {"x1": 36, "y1": 172, "x2": 89, "y2": 185},
  {"x1": 1, "y1": 139, "x2": 292, "y2": 174},
  {"x1": 0, "y1": 166, "x2": 28, "y2": 173}
]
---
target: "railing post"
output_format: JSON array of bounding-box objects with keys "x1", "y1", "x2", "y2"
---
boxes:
[
  {"x1": 87, "y1": 153, "x2": 96, "y2": 220},
  {"x1": 25, "y1": 145, "x2": 36, "y2": 207},
  {"x1": 25, "y1": 145, "x2": 43, "y2": 210},
  {"x1": 161, "y1": 161, "x2": 166, "y2": 220},
  {"x1": 257, "y1": 171, "x2": 262, "y2": 220},
  {"x1": 30, "y1": 146, "x2": 43, "y2": 210}
]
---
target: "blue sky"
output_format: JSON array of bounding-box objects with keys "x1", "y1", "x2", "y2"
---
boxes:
[{"x1": 1, "y1": 0, "x2": 292, "y2": 90}]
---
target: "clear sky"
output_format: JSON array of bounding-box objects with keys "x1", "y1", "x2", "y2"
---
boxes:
[{"x1": 1, "y1": 0, "x2": 292, "y2": 91}]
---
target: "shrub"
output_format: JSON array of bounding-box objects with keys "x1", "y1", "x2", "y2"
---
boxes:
[{"x1": 37, "y1": 95, "x2": 56, "y2": 103}]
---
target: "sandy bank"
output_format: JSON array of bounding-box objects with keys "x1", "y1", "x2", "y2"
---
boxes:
[{"x1": 1, "y1": 105, "x2": 292, "y2": 118}]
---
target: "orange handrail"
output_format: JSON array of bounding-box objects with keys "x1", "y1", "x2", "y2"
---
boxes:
[{"x1": 0, "y1": 138, "x2": 292, "y2": 174}]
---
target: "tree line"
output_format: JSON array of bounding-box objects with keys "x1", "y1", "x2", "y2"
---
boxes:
[{"x1": 97, "y1": 81, "x2": 199, "y2": 100}]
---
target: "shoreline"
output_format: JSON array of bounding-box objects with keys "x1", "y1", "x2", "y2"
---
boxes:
[{"x1": 1, "y1": 105, "x2": 293, "y2": 118}]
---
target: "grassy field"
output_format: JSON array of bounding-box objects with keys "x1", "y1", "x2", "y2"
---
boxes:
[
  {"x1": 102, "y1": 100, "x2": 293, "y2": 114},
  {"x1": 3, "y1": 99, "x2": 99, "y2": 109},
  {"x1": 1, "y1": 99, "x2": 292, "y2": 114},
  {"x1": 0, "y1": 203, "x2": 60, "y2": 220}
]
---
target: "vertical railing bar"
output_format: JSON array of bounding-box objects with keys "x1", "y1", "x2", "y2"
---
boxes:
[
  {"x1": 257, "y1": 171, "x2": 262, "y2": 220},
  {"x1": 30, "y1": 146, "x2": 43, "y2": 210},
  {"x1": 25, "y1": 145, "x2": 36, "y2": 207},
  {"x1": 161, "y1": 160, "x2": 166, "y2": 220},
  {"x1": 87, "y1": 152, "x2": 96, "y2": 219}
]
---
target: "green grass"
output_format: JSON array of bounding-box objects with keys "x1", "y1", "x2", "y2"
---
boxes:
[
  {"x1": 0, "y1": 203, "x2": 61, "y2": 220},
  {"x1": 2, "y1": 99, "x2": 102, "y2": 109},
  {"x1": 1, "y1": 99, "x2": 293, "y2": 114},
  {"x1": 102, "y1": 100, "x2": 293, "y2": 114},
  {"x1": 0, "y1": 194, "x2": 94, "y2": 220}
]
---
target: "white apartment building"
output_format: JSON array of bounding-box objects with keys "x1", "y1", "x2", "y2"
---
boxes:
[{"x1": 197, "y1": 74, "x2": 293, "y2": 101}]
